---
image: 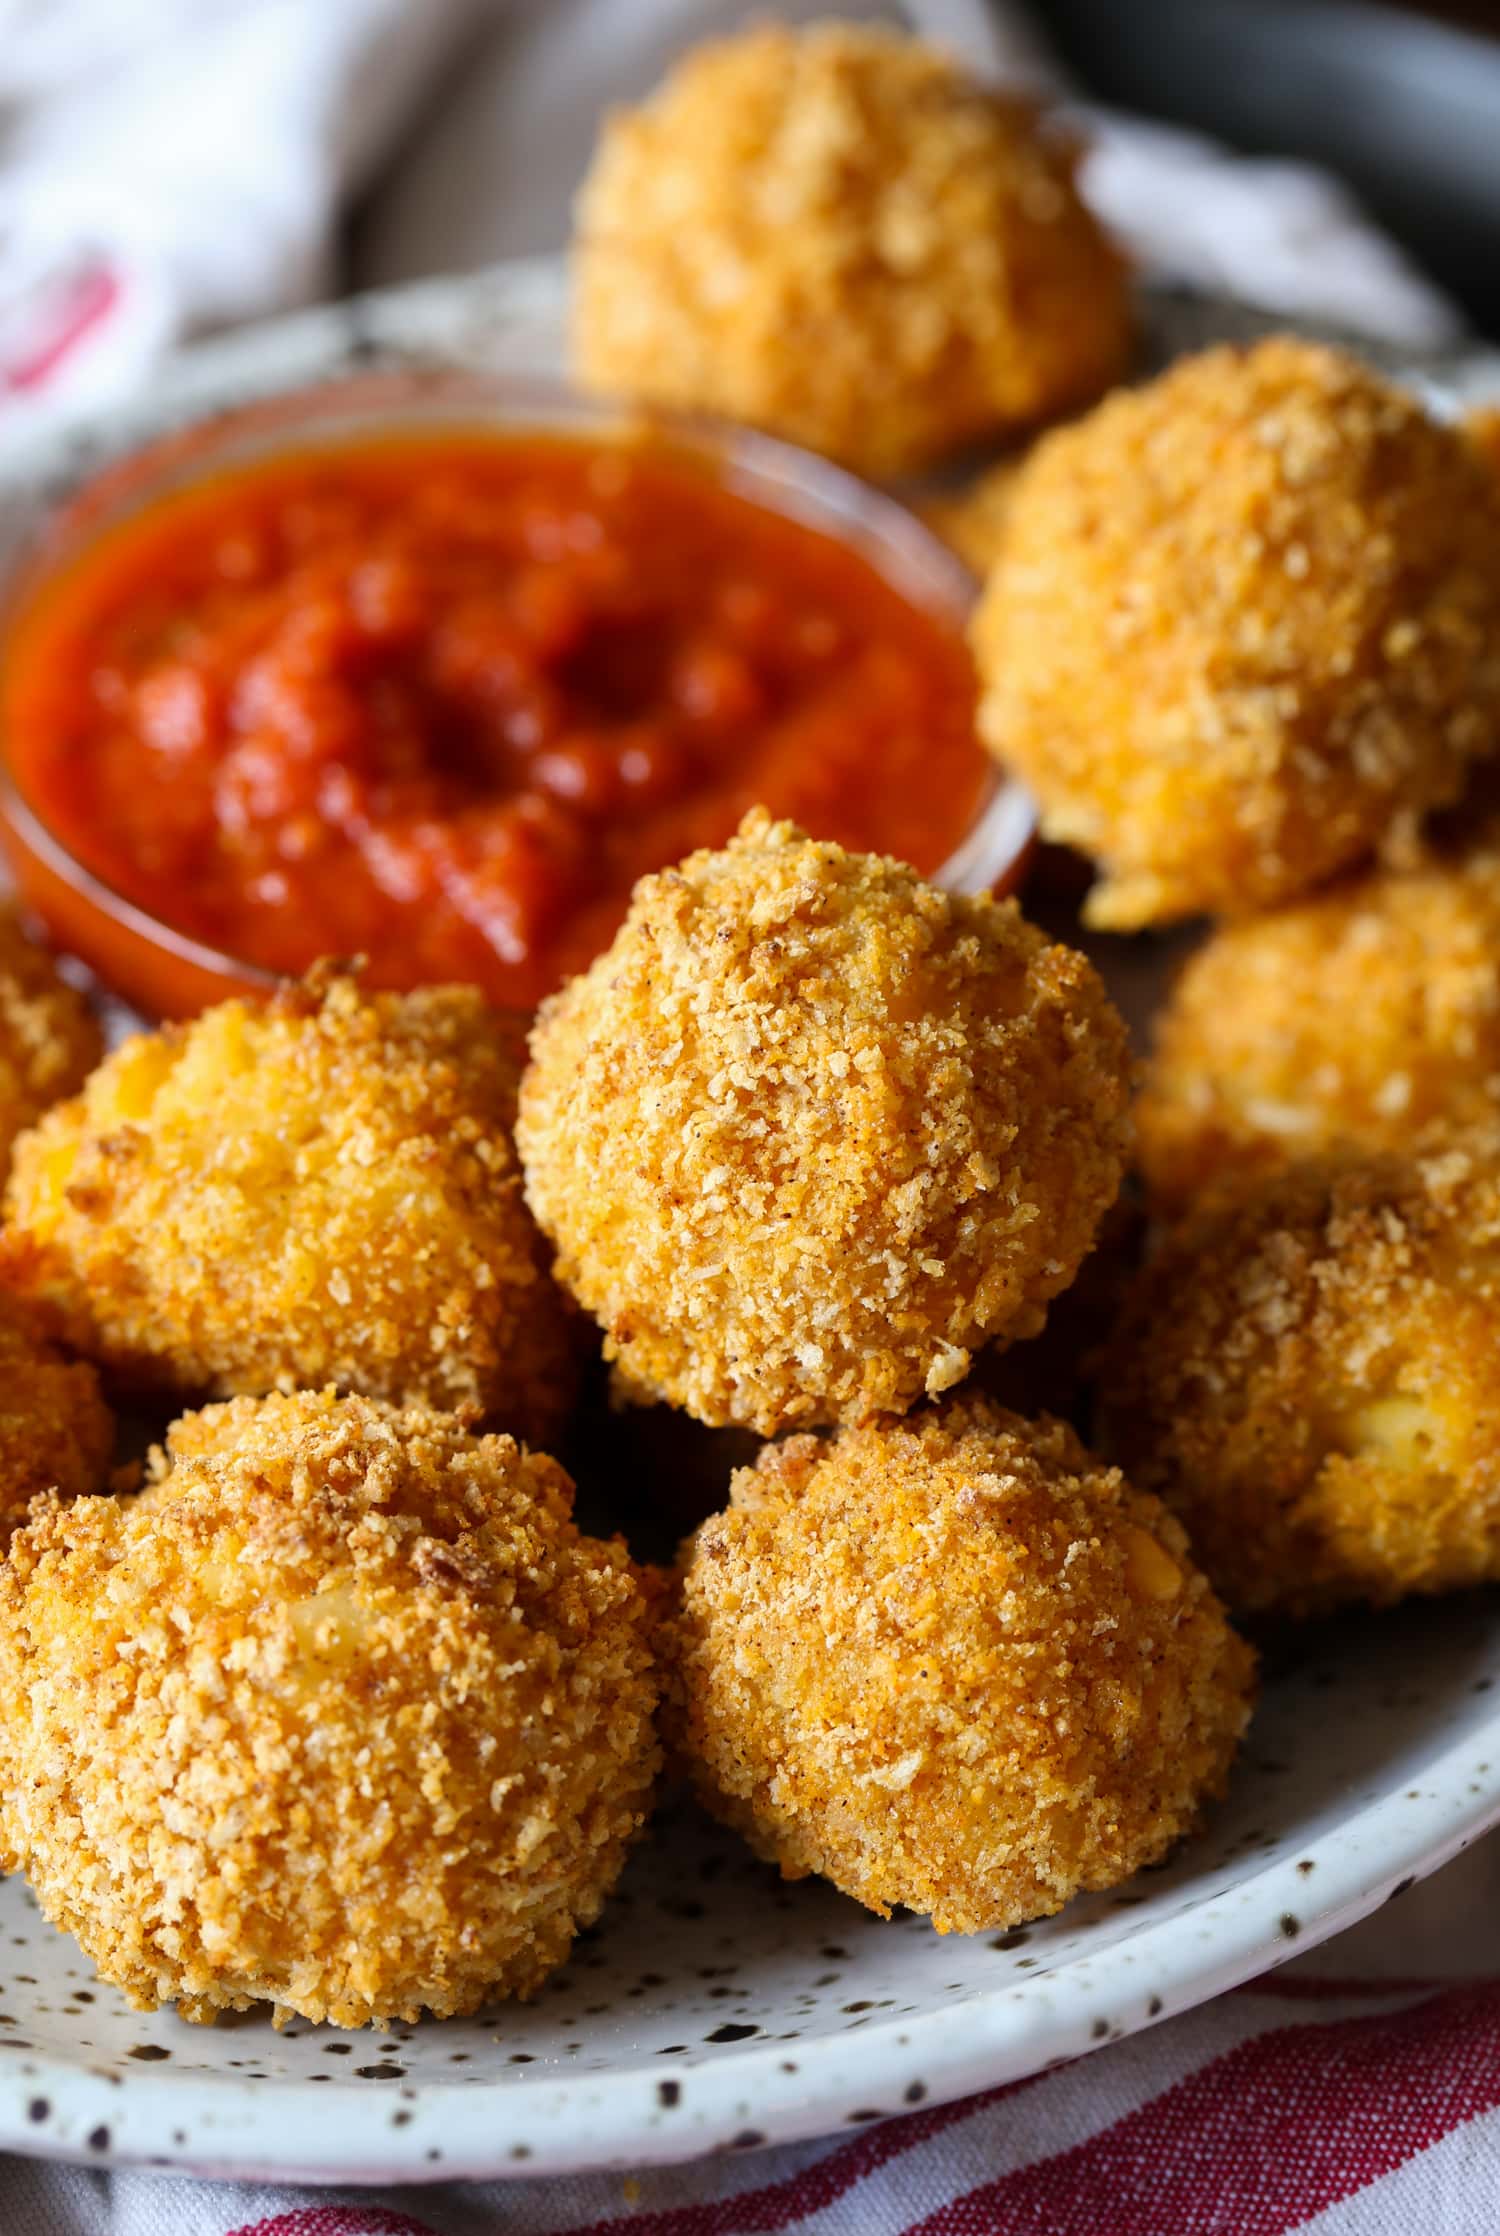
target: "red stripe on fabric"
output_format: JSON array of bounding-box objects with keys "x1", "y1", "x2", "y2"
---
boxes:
[
  {"x1": 563, "y1": 2071, "x2": 1044, "y2": 2236},
  {"x1": 226, "y1": 2208, "x2": 440, "y2": 2236},
  {"x1": 908, "y1": 1981, "x2": 1500, "y2": 2236},
  {"x1": 1, "y1": 262, "x2": 121, "y2": 393}
]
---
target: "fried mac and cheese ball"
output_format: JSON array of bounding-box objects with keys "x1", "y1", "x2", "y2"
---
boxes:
[
  {"x1": 3, "y1": 968, "x2": 575, "y2": 1442},
  {"x1": 973, "y1": 339, "x2": 1500, "y2": 927},
  {"x1": 0, "y1": 1286, "x2": 113, "y2": 1535},
  {"x1": 0, "y1": 910, "x2": 100, "y2": 1179},
  {"x1": 664, "y1": 1399, "x2": 1253, "y2": 1932},
  {"x1": 518, "y1": 810, "x2": 1133, "y2": 1435},
  {"x1": 0, "y1": 1389, "x2": 660, "y2": 2026},
  {"x1": 1138, "y1": 844, "x2": 1500, "y2": 1208},
  {"x1": 1097, "y1": 1140, "x2": 1500, "y2": 1618},
  {"x1": 572, "y1": 22, "x2": 1130, "y2": 478}
]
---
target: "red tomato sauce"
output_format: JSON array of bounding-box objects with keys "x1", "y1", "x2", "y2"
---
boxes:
[{"x1": 1, "y1": 433, "x2": 989, "y2": 1008}]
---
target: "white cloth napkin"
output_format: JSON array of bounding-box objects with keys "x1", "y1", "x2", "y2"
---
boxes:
[{"x1": 0, "y1": 0, "x2": 477, "y2": 436}]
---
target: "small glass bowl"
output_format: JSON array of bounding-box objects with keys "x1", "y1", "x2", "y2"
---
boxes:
[{"x1": 0, "y1": 368, "x2": 1034, "y2": 1017}]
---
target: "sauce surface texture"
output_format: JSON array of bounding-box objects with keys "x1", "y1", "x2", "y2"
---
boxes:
[{"x1": 3, "y1": 433, "x2": 987, "y2": 1005}]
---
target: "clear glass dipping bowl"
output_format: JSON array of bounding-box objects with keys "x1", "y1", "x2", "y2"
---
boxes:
[{"x1": 0, "y1": 368, "x2": 1034, "y2": 1017}]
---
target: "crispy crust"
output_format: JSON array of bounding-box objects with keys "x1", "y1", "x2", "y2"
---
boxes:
[
  {"x1": 973, "y1": 339, "x2": 1500, "y2": 927},
  {"x1": 571, "y1": 21, "x2": 1131, "y2": 477},
  {"x1": 0, "y1": 911, "x2": 100, "y2": 1180},
  {"x1": 0, "y1": 1285, "x2": 114, "y2": 1534},
  {"x1": 3, "y1": 968, "x2": 577, "y2": 1442},
  {"x1": 1137, "y1": 843, "x2": 1500, "y2": 1209},
  {"x1": 1097, "y1": 1139, "x2": 1500, "y2": 1617},
  {"x1": 663, "y1": 1397, "x2": 1254, "y2": 1932},
  {"x1": 517, "y1": 809, "x2": 1133, "y2": 1434},
  {"x1": 0, "y1": 1388, "x2": 661, "y2": 2026}
]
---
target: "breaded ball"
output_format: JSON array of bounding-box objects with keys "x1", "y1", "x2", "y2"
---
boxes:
[
  {"x1": 973, "y1": 339, "x2": 1500, "y2": 927},
  {"x1": 0, "y1": 1286, "x2": 113, "y2": 1533},
  {"x1": 518, "y1": 809, "x2": 1133, "y2": 1434},
  {"x1": 3, "y1": 967, "x2": 576, "y2": 1443},
  {"x1": 0, "y1": 1388, "x2": 660, "y2": 2026},
  {"x1": 572, "y1": 22, "x2": 1131, "y2": 478},
  {"x1": 0, "y1": 910, "x2": 100, "y2": 1179},
  {"x1": 1138, "y1": 843, "x2": 1500, "y2": 1209},
  {"x1": 1097, "y1": 1138, "x2": 1500, "y2": 1617},
  {"x1": 663, "y1": 1398, "x2": 1253, "y2": 1932}
]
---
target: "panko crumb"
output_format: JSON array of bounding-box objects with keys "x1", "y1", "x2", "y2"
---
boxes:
[
  {"x1": 973, "y1": 338, "x2": 1500, "y2": 927},
  {"x1": 0, "y1": 1285, "x2": 113, "y2": 1536},
  {"x1": 518, "y1": 809, "x2": 1133, "y2": 1434},
  {"x1": 3, "y1": 966, "x2": 578, "y2": 1442},
  {"x1": 0, "y1": 1388, "x2": 661, "y2": 2027},
  {"x1": 572, "y1": 21, "x2": 1131, "y2": 478},
  {"x1": 0, "y1": 911, "x2": 100, "y2": 1180},
  {"x1": 1097, "y1": 1137, "x2": 1500, "y2": 1617},
  {"x1": 1138, "y1": 838, "x2": 1500, "y2": 1209},
  {"x1": 662, "y1": 1397, "x2": 1254, "y2": 1932}
]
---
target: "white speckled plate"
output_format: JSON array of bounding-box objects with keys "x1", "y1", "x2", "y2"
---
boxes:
[{"x1": 1, "y1": 260, "x2": 1499, "y2": 2186}]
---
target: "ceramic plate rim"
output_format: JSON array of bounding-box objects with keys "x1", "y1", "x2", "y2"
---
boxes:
[
  {"x1": 0, "y1": 1717, "x2": 1495, "y2": 2183},
  {"x1": 2, "y1": 256, "x2": 1499, "y2": 2185}
]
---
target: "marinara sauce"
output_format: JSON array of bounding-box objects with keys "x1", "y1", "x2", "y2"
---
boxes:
[{"x1": 1, "y1": 433, "x2": 989, "y2": 1008}]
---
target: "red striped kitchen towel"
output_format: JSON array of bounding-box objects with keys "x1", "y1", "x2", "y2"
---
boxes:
[{"x1": 11, "y1": 1842, "x2": 1500, "y2": 2236}]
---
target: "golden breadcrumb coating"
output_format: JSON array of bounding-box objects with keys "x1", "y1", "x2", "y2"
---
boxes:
[
  {"x1": 0, "y1": 1388, "x2": 660, "y2": 2026},
  {"x1": 572, "y1": 21, "x2": 1131, "y2": 478},
  {"x1": 518, "y1": 809, "x2": 1132, "y2": 1434},
  {"x1": 3, "y1": 967, "x2": 576, "y2": 1442},
  {"x1": 664, "y1": 1398, "x2": 1253, "y2": 1932},
  {"x1": 0, "y1": 911, "x2": 100, "y2": 1180},
  {"x1": 1138, "y1": 842, "x2": 1500, "y2": 1209},
  {"x1": 0, "y1": 1285, "x2": 113, "y2": 1534},
  {"x1": 1097, "y1": 1138, "x2": 1500, "y2": 1617},
  {"x1": 973, "y1": 338, "x2": 1500, "y2": 927},
  {"x1": 923, "y1": 454, "x2": 1026, "y2": 575}
]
